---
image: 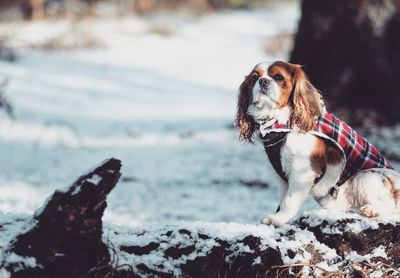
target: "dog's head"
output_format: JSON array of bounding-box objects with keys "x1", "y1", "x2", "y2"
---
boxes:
[{"x1": 235, "y1": 61, "x2": 324, "y2": 142}]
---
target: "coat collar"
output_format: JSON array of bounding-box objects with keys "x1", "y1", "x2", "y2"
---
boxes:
[{"x1": 259, "y1": 119, "x2": 290, "y2": 137}]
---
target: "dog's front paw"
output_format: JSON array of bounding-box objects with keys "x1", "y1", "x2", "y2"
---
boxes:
[
  {"x1": 360, "y1": 204, "x2": 379, "y2": 218},
  {"x1": 261, "y1": 213, "x2": 288, "y2": 226}
]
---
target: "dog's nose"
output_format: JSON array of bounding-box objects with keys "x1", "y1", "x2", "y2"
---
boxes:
[{"x1": 259, "y1": 78, "x2": 270, "y2": 87}]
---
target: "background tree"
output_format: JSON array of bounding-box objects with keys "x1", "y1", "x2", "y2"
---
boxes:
[
  {"x1": 290, "y1": 0, "x2": 400, "y2": 125},
  {"x1": 22, "y1": 0, "x2": 45, "y2": 20}
]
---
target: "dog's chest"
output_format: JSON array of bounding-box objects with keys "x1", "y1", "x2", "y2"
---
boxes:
[
  {"x1": 281, "y1": 133, "x2": 317, "y2": 176},
  {"x1": 263, "y1": 132, "x2": 316, "y2": 180}
]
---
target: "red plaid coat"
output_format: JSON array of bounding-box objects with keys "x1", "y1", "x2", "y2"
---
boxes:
[{"x1": 266, "y1": 113, "x2": 393, "y2": 185}]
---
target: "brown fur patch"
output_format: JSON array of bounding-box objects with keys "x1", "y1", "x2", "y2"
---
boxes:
[
  {"x1": 235, "y1": 70, "x2": 259, "y2": 143},
  {"x1": 383, "y1": 177, "x2": 396, "y2": 196},
  {"x1": 267, "y1": 62, "x2": 294, "y2": 109},
  {"x1": 310, "y1": 138, "x2": 327, "y2": 175},
  {"x1": 289, "y1": 65, "x2": 323, "y2": 132},
  {"x1": 254, "y1": 66, "x2": 265, "y2": 77},
  {"x1": 394, "y1": 190, "x2": 400, "y2": 200},
  {"x1": 265, "y1": 61, "x2": 323, "y2": 132},
  {"x1": 326, "y1": 146, "x2": 343, "y2": 165}
]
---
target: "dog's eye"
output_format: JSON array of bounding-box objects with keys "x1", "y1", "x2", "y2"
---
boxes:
[{"x1": 274, "y1": 74, "x2": 284, "y2": 81}]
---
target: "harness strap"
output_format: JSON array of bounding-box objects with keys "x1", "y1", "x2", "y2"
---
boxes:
[
  {"x1": 262, "y1": 132, "x2": 329, "y2": 186},
  {"x1": 262, "y1": 132, "x2": 288, "y2": 182}
]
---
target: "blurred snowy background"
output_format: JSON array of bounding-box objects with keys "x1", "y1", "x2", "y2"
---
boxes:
[{"x1": 0, "y1": 0, "x2": 398, "y2": 228}]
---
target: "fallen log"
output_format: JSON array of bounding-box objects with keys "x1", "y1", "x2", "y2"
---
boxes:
[
  {"x1": 1, "y1": 158, "x2": 400, "y2": 277},
  {"x1": 3, "y1": 158, "x2": 122, "y2": 277},
  {"x1": 104, "y1": 212, "x2": 400, "y2": 277}
]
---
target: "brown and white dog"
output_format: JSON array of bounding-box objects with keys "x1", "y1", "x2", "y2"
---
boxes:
[{"x1": 236, "y1": 61, "x2": 400, "y2": 226}]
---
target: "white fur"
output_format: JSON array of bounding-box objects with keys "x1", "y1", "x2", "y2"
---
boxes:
[
  {"x1": 247, "y1": 62, "x2": 290, "y2": 128},
  {"x1": 328, "y1": 170, "x2": 400, "y2": 215},
  {"x1": 246, "y1": 62, "x2": 400, "y2": 226},
  {"x1": 264, "y1": 132, "x2": 321, "y2": 226}
]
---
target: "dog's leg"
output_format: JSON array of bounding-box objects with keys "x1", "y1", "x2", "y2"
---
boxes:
[
  {"x1": 276, "y1": 178, "x2": 289, "y2": 213},
  {"x1": 262, "y1": 172, "x2": 313, "y2": 226},
  {"x1": 262, "y1": 133, "x2": 321, "y2": 226},
  {"x1": 264, "y1": 160, "x2": 289, "y2": 213}
]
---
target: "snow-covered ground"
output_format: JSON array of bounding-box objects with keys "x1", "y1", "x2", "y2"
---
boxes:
[
  {"x1": 0, "y1": 1, "x2": 398, "y2": 231},
  {"x1": 0, "y1": 3, "x2": 305, "y2": 227}
]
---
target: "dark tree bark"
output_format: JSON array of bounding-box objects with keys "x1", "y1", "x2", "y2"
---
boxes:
[
  {"x1": 5, "y1": 158, "x2": 122, "y2": 277},
  {"x1": 110, "y1": 216, "x2": 400, "y2": 277},
  {"x1": 21, "y1": 0, "x2": 45, "y2": 20},
  {"x1": 290, "y1": 0, "x2": 400, "y2": 125},
  {"x1": 0, "y1": 0, "x2": 22, "y2": 10}
]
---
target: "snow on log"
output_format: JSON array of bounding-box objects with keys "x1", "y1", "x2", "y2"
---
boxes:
[
  {"x1": 1, "y1": 158, "x2": 400, "y2": 277},
  {"x1": 104, "y1": 212, "x2": 400, "y2": 277}
]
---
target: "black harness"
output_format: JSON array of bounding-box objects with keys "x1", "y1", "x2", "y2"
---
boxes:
[
  {"x1": 261, "y1": 132, "x2": 288, "y2": 183},
  {"x1": 260, "y1": 131, "x2": 338, "y2": 202}
]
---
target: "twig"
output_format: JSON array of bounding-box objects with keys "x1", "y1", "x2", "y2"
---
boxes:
[
  {"x1": 268, "y1": 262, "x2": 349, "y2": 278},
  {"x1": 351, "y1": 260, "x2": 400, "y2": 277}
]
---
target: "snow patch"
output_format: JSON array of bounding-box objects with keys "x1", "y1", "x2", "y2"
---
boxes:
[
  {"x1": 102, "y1": 220, "x2": 343, "y2": 275},
  {"x1": 300, "y1": 209, "x2": 400, "y2": 234},
  {"x1": 0, "y1": 181, "x2": 49, "y2": 214},
  {"x1": 86, "y1": 174, "x2": 102, "y2": 185},
  {"x1": 0, "y1": 214, "x2": 38, "y2": 273},
  {"x1": 4, "y1": 253, "x2": 38, "y2": 271}
]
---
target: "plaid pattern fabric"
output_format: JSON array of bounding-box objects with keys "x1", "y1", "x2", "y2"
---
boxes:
[{"x1": 270, "y1": 113, "x2": 393, "y2": 185}]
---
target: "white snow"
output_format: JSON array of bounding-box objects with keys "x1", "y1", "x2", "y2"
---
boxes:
[
  {"x1": 301, "y1": 209, "x2": 400, "y2": 234},
  {"x1": 344, "y1": 245, "x2": 388, "y2": 264},
  {"x1": 102, "y1": 220, "x2": 341, "y2": 275},
  {"x1": 0, "y1": 214, "x2": 38, "y2": 274},
  {"x1": 370, "y1": 246, "x2": 388, "y2": 259},
  {"x1": 0, "y1": 1, "x2": 304, "y2": 228},
  {"x1": 86, "y1": 174, "x2": 102, "y2": 185},
  {"x1": 4, "y1": 253, "x2": 38, "y2": 271}
]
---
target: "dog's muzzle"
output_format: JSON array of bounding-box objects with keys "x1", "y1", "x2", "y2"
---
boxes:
[{"x1": 258, "y1": 78, "x2": 271, "y2": 95}]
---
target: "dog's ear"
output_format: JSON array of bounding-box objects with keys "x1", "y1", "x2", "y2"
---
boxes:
[
  {"x1": 235, "y1": 73, "x2": 257, "y2": 143},
  {"x1": 289, "y1": 64, "x2": 323, "y2": 132}
]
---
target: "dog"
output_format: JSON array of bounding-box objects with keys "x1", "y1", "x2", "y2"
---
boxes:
[{"x1": 235, "y1": 61, "x2": 400, "y2": 226}]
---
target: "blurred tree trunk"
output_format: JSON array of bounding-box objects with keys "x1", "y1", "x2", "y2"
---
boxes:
[
  {"x1": 0, "y1": 0, "x2": 20, "y2": 10},
  {"x1": 134, "y1": 0, "x2": 155, "y2": 14},
  {"x1": 290, "y1": 0, "x2": 400, "y2": 125},
  {"x1": 85, "y1": 0, "x2": 97, "y2": 18},
  {"x1": 65, "y1": 0, "x2": 77, "y2": 20},
  {"x1": 22, "y1": 0, "x2": 45, "y2": 20}
]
